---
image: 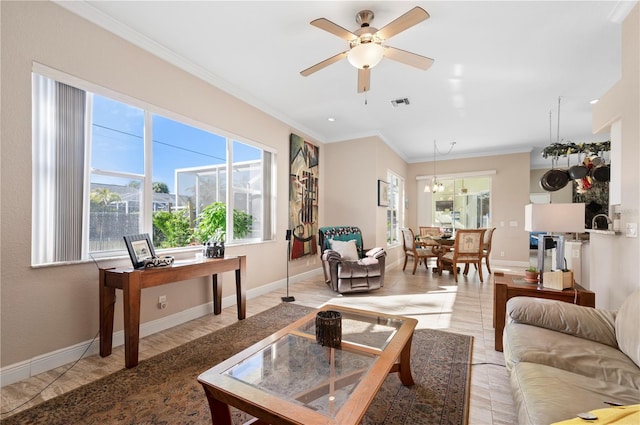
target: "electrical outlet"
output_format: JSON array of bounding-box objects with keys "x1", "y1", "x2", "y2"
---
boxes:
[
  {"x1": 500, "y1": 251, "x2": 505, "y2": 257},
  {"x1": 158, "y1": 295, "x2": 167, "y2": 309},
  {"x1": 626, "y1": 223, "x2": 638, "y2": 238}
]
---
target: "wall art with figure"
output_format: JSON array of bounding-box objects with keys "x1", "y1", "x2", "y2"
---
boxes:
[{"x1": 289, "y1": 133, "x2": 319, "y2": 259}]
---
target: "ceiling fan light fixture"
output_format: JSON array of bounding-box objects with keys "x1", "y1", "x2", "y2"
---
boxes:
[{"x1": 347, "y1": 42, "x2": 384, "y2": 70}]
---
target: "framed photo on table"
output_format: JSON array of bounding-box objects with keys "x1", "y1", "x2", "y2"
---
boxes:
[
  {"x1": 378, "y1": 180, "x2": 389, "y2": 207},
  {"x1": 123, "y1": 233, "x2": 156, "y2": 269}
]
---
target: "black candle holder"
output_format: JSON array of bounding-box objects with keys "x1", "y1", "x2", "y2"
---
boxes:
[{"x1": 315, "y1": 310, "x2": 342, "y2": 348}]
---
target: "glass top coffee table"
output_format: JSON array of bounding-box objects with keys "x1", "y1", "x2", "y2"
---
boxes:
[{"x1": 197, "y1": 304, "x2": 417, "y2": 425}]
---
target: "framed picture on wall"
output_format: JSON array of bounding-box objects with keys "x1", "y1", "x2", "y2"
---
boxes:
[
  {"x1": 123, "y1": 233, "x2": 156, "y2": 269},
  {"x1": 378, "y1": 180, "x2": 389, "y2": 207}
]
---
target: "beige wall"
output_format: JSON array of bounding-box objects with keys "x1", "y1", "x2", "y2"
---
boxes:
[
  {"x1": 407, "y1": 153, "x2": 532, "y2": 265},
  {"x1": 323, "y1": 136, "x2": 407, "y2": 265},
  {"x1": 0, "y1": 1, "x2": 325, "y2": 368},
  {"x1": 589, "y1": 3, "x2": 640, "y2": 309}
]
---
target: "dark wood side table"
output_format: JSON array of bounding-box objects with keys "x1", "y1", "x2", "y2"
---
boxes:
[
  {"x1": 493, "y1": 272, "x2": 595, "y2": 352},
  {"x1": 99, "y1": 256, "x2": 246, "y2": 368}
]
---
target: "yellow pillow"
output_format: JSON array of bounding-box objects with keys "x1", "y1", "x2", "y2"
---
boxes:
[{"x1": 552, "y1": 404, "x2": 640, "y2": 425}]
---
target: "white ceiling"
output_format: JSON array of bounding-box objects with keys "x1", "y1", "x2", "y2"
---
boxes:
[{"x1": 58, "y1": 1, "x2": 637, "y2": 168}]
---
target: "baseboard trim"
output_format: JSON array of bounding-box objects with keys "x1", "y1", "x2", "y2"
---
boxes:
[
  {"x1": 491, "y1": 259, "x2": 530, "y2": 268},
  {"x1": 0, "y1": 267, "x2": 323, "y2": 387}
]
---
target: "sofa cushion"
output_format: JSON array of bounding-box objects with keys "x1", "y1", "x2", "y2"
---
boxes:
[
  {"x1": 507, "y1": 296, "x2": 618, "y2": 347},
  {"x1": 504, "y1": 323, "x2": 640, "y2": 390},
  {"x1": 510, "y1": 362, "x2": 640, "y2": 425},
  {"x1": 330, "y1": 239, "x2": 359, "y2": 260},
  {"x1": 615, "y1": 289, "x2": 640, "y2": 369}
]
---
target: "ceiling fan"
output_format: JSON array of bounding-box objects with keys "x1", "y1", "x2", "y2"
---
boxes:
[{"x1": 300, "y1": 7, "x2": 434, "y2": 93}]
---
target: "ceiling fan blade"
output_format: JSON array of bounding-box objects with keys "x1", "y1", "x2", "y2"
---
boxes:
[
  {"x1": 376, "y1": 6, "x2": 430, "y2": 40},
  {"x1": 300, "y1": 51, "x2": 348, "y2": 76},
  {"x1": 384, "y1": 46, "x2": 434, "y2": 70},
  {"x1": 310, "y1": 18, "x2": 357, "y2": 41},
  {"x1": 357, "y1": 68, "x2": 371, "y2": 93}
]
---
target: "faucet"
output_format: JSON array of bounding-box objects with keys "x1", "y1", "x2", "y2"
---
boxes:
[{"x1": 592, "y1": 213, "x2": 612, "y2": 230}]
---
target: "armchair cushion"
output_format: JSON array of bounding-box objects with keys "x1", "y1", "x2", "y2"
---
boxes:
[
  {"x1": 329, "y1": 239, "x2": 359, "y2": 260},
  {"x1": 338, "y1": 258, "x2": 381, "y2": 279}
]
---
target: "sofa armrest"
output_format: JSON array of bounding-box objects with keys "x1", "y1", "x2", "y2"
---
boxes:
[{"x1": 507, "y1": 297, "x2": 618, "y2": 348}]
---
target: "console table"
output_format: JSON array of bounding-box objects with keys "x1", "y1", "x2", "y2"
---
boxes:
[
  {"x1": 493, "y1": 272, "x2": 595, "y2": 352},
  {"x1": 99, "y1": 256, "x2": 246, "y2": 368}
]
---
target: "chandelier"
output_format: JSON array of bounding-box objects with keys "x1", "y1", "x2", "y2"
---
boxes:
[{"x1": 425, "y1": 140, "x2": 455, "y2": 193}]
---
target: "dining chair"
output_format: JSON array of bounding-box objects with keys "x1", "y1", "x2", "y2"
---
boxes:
[
  {"x1": 475, "y1": 227, "x2": 496, "y2": 274},
  {"x1": 418, "y1": 226, "x2": 441, "y2": 238},
  {"x1": 401, "y1": 228, "x2": 438, "y2": 274},
  {"x1": 439, "y1": 229, "x2": 487, "y2": 283}
]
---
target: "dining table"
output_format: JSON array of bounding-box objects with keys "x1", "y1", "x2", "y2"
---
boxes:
[{"x1": 415, "y1": 235, "x2": 455, "y2": 273}]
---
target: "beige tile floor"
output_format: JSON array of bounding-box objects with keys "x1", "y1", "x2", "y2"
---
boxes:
[{"x1": 1, "y1": 259, "x2": 523, "y2": 424}]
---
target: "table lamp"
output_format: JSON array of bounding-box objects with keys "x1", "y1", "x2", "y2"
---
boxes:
[{"x1": 524, "y1": 203, "x2": 586, "y2": 282}]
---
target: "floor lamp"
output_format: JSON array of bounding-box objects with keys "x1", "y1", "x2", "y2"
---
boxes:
[
  {"x1": 524, "y1": 203, "x2": 585, "y2": 283},
  {"x1": 282, "y1": 229, "x2": 295, "y2": 302}
]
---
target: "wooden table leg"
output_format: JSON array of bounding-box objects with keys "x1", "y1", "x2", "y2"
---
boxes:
[
  {"x1": 212, "y1": 274, "x2": 222, "y2": 315},
  {"x1": 397, "y1": 334, "x2": 415, "y2": 386},
  {"x1": 202, "y1": 386, "x2": 233, "y2": 425},
  {"x1": 122, "y1": 272, "x2": 142, "y2": 368},
  {"x1": 494, "y1": 282, "x2": 507, "y2": 352},
  {"x1": 99, "y1": 268, "x2": 116, "y2": 357},
  {"x1": 236, "y1": 256, "x2": 246, "y2": 320}
]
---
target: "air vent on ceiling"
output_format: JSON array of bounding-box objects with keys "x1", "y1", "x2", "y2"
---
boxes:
[{"x1": 390, "y1": 97, "x2": 411, "y2": 107}]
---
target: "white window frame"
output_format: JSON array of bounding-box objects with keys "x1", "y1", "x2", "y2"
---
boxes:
[
  {"x1": 386, "y1": 170, "x2": 404, "y2": 246},
  {"x1": 32, "y1": 63, "x2": 277, "y2": 265}
]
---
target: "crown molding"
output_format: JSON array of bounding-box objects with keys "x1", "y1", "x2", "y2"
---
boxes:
[{"x1": 51, "y1": 1, "x2": 324, "y2": 144}]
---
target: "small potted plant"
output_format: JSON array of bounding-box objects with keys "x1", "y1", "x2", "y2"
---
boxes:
[{"x1": 524, "y1": 267, "x2": 539, "y2": 284}]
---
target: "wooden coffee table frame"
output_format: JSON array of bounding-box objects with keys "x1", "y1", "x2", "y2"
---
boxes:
[
  {"x1": 493, "y1": 272, "x2": 595, "y2": 351},
  {"x1": 197, "y1": 304, "x2": 417, "y2": 425}
]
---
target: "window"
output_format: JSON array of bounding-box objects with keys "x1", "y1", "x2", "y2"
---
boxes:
[
  {"x1": 32, "y1": 70, "x2": 275, "y2": 265},
  {"x1": 432, "y1": 177, "x2": 491, "y2": 230},
  {"x1": 386, "y1": 172, "x2": 404, "y2": 245}
]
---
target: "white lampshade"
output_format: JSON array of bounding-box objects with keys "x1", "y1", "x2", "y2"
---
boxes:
[
  {"x1": 347, "y1": 43, "x2": 384, "y2": 69},
  {"x1": 524, "y1": 203, "x2": 586, "y2": 233}
]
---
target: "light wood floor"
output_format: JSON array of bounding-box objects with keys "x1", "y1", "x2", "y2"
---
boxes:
[{"x1": 1, "y1": 259, "x2": 522, "y2": 424}]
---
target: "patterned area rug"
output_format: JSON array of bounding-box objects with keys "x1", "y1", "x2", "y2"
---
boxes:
[{"x1": 3, "y1": 303, "x2": 472, "y2": 425}]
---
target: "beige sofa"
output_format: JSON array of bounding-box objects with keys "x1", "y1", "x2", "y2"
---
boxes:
[{"x1": 503, "y1": 290, "x2": 640, "y2": 425}]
